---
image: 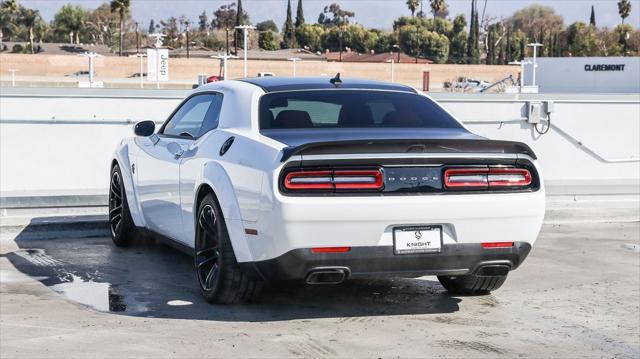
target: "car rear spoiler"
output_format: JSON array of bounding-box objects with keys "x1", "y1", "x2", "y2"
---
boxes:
[{"x1": 280, "y1": 139, "x2": 537, "y2": 162}]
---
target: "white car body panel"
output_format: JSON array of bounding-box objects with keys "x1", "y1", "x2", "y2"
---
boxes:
[{"x1": 111, "y1": 78, "x2": 545, "y2": 271}]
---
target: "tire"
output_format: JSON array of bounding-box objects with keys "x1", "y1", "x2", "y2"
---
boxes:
[
  {"x1": 109, "y1": 164, "x2": 137, "y2": 247},
  {"x1": 437, "y1": 274, "x2": 507, "y2": 295},
  {"x1": 194, "y1": 192, "x2": 262, "y2": 304}
]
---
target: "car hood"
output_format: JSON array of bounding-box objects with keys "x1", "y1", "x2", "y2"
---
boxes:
[{"x1": 261, "y1": 128, "x2": 483, "y2": 148}]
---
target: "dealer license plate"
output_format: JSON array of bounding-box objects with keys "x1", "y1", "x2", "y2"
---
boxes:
[{"x1": 393, "y1": 226, "x2": 442, "y2": 254}]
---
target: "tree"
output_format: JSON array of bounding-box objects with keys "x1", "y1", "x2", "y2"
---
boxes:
[
  {"x1": 296, "y1": 23, "x2": 324, "y2": 51},
  {"x1": 566, "y1": 21, "x2": 598, "y2": 56},
  {"x1": 212, "y1": 3, "x2": 237, "y2": 30},
  {"x1": 52, "y1": 4, "x2": 88, "y2": 44},
  {"x1": 199, "y1": 11, "x2": 209, "y2": 31},
  {"x1": 148, "y1": 19, "x2": 155, "y2": 33},
  {"x1": 466, "y1": 0, "x2": 479, "y2": 63},
  {"x1": 590, "y1": 5, "x2": 596, "y2": 27},
  {"x1": 0, "y1": 0, "x2": 19, "y2": 45},
  {"x1": 406, "y1": 0, "x2": 420, "y2": 17},
  {"x1": 398, "y1": 24, "x2": 449, "y2": 63},
  {"x1": 257, "y1": 20, "x2": 278, "y2": 32},
  {"x1": 235, "y1": 0, "x2": 249, "y2": 50},
  {"x1": 430, "y1": 0, "x2": 448, "y2": 19},
  {"x1": 618, "y1": 0, "x2": 631, "y2": 24},
  {"x1": 449, "y1": 14, "x2": 467, "y2": 63},
  {"x1": 318, "y1": 3, "x2": 355, "y2": 27},
  {"x1": 19, "y1": 8, "x2": 41, "y2": 53},
  {"x1": 295, "y1": 0, "x2": 305, "y2": 27},
  {"x1": 507, "y1": 5, "x2": 564, "y2": 43},
  {"x1": 110, "y1": 0, "x2": 130, "y2": 56},
  {"x1": 283, "y1": 0, "x2": 295, "y2": 48},
  {"x1": 258, "y1": 30, "x2": 278, "y2": 50}
]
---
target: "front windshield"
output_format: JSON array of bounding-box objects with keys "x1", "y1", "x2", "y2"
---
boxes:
[{"x1": 259, "y1": 90, "x2": 463, "y2": 130}]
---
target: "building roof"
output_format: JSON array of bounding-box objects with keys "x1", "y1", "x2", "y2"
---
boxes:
[
  {"x1": 325, "y1": 51, "x2": 432, "y2": 64},
  {"x1": 238, "y1": 76, "x2": 417, "y2": 93}
]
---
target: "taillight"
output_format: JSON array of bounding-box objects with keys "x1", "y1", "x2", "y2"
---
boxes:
[
  {"x1": 284, "y1": 169, "x2": 383, "y2": 191},
  {"x1": 444, "y1": 167, "x2": 532, "y2": 189},
  {"x1": 482, "y1": 242, "x2": 514, "y2": 248}
]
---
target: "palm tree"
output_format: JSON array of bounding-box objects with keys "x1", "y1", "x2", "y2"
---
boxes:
[
  {"x1": 618, "y1": 0, "x2": 631, "y2": 24},
  {"x1": 406, "y1": 0, "x2": 420, "y2": 17},
  {"x1": 110, "y1": 0, "x2": 130, "y2": 56},
  {"x1": 20, "y1": 8, "x2": 40, "y2": 54},
  {"x1": 1, "y1": 0, "x2": 19, "y2": 47},
  {"x1": 430, "y1": 0, "x2": 446, "y2": 19}
]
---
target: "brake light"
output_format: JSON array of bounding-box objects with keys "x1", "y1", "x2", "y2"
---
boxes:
[
  {"x1": 284, "y1": 169, "x2": 383, "y2": 191},
  {"x1": 482, "y1": 242, "x2": 514, "y2": 248},
  {"x1": 311, "y1": 247, "x2": 351, "y2": 253},
  {"x1": 444, "y1": 167, "x2": 532, "y2": 189}
]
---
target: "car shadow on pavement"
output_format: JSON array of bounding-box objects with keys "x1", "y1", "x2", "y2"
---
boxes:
[{"x1": 4, "y1": 221, "x2": 462, "y2": 322}]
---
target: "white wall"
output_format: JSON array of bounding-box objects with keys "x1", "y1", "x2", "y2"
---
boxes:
[
  {"x1": 523, "y1": 57, "x2": 640, "y2": 93},
  {"x1": 1, "y1": 88, "x2": 638, "y2": 199}
]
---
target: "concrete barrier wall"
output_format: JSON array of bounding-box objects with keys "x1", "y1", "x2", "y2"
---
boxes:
[{"x1": 1, "y1": 88, "x2": 638, "y2": 201}]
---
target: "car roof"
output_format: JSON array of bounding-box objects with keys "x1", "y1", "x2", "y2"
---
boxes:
[{"x1": 237, "y1": 76, "x2": 417, "y2": 93}]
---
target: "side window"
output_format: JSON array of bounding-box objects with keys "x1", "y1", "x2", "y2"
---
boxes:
[
  {"x1": 198, "y1": 94, "x2": 223, "y2": 136},
  {"x1": 162, "y1": 94, "x2": 217, "y2": 138}
]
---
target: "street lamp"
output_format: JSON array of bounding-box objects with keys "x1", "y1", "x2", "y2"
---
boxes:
[
  {"x1": 78, "y1": 52, "x2": 102, "y2": 86},
  {"x1": 527, "y1": 43, "x2": 543, "y2": 87},
  {"x1": 213, "y1": 53, "x2": 238, "y2": 80},
  {"x1": 386, "y1": 59, "x2": 395, "y2": 82},
  {"x1": 131, "y1": 53, "x2": 147, "y2": 88},
  {"x1": 235, "y1": 25, "x2": 256, "y2": 77},
  {"x1": 288, "y1": 57, "x2": 301, "y2": 76}
]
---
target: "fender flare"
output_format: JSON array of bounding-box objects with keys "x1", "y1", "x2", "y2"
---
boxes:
[
  {"x1": 196, "y1": 161, "x2": 254, "y2": 263},
  {"x1": 113, "y1": 141, "x2": 146, "y2": 228}
]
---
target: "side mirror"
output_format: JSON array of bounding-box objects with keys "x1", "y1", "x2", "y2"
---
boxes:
[{"x1": 134, "y1": 120, "x2": 155, "y2": 137}]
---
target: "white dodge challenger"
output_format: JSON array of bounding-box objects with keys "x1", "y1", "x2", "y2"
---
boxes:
[{"x1": 110, "y1": 76, "x2": 545, "y2": 304}]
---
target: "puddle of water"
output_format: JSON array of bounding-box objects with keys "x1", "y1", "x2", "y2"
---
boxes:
[{"x1": 50, "y1": 274, "x2": 148, "y2": 313}]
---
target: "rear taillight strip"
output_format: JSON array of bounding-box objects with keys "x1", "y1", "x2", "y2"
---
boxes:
[
  {"x1": 284, "y1": 169, "x2": 383, "y2": 191},
  {"x1": 444, "y1": 167, "x2": 532, "y2": 189}
]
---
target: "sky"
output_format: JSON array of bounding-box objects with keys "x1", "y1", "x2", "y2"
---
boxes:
[{"x1": 19, "y1": 0, "x2": 640, "y2": 31}]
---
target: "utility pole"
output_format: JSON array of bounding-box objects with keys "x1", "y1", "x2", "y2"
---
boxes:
[
  {"x1": 338, "y1": 29, "x2": 344, "y2": 61},
  {"x1": 225, "y1": 28, "x2": 230, "y2": 55},
  {"x1": 186, "y1": 22, "x2": 190, "y2": 59},
  {"x1": 135, "y1": 22, "x2": 140, "y2": 54},
  {"x1": 288, "y1": 57, "x2": 301, "y2": 76},
  {"x1": 527, "y1": 43, "x2": 542, "y2": 87},
  {"x1": 235, "y1": 25, "x2": 256, "y2": 77}
]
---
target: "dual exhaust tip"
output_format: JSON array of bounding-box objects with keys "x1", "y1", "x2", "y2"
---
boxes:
[{"x1": 305, "y1": 267, "x2": 349, "y2": 285}]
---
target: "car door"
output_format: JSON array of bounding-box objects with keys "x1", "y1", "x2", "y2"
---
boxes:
[{"x1": 135, "y1": 93, "x2": 218, "y2": 241}]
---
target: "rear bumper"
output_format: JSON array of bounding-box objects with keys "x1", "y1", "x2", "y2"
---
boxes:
[{"x1": 248, "y1": 242, "x2": 532, "y2": 281}]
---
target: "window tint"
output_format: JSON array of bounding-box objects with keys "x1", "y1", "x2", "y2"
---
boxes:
[
  {"x1": 162, "y1": 94, "x2": 222, "y2": 138},
  {"x1": 259, "y1": 90, "x2": 462, "y2": 129}
]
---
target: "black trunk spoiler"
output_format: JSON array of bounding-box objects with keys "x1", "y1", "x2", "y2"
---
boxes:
[{"x1": 280, "y1": 139, "x2": 537, "y2": 162}]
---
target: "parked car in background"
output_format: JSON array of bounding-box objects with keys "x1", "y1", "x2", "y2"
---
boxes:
[
  {"x1": 257, "y1": 72, "x2": 275, "y2": 77},
  {"x1": 66, "y1": 71, "x2": 96, "y2": 77},
  {"x1": 110, "y1": 76, "x2": 545, "y2": 304}
]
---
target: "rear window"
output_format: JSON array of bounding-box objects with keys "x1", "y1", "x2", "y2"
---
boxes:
[{"x1": 259, "y1": 90, "x2": 462, "y2": 129}]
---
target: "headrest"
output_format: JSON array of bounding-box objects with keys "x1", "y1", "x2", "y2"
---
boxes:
[
  {"x1": 338, "y1": 104, "x2": 374, "y2": 127},
  {"x1": 273, "y1": 110, "x2": 313, "y2": 128}
]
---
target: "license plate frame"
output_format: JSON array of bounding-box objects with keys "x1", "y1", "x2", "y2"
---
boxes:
[{"x1": 393, "y1": 226, "x2": 442, "y2": 255}]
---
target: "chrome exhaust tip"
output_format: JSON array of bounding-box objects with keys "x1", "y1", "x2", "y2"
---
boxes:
[{"x1": 305, "y1": 268, "x2": 349, "y2": 285}]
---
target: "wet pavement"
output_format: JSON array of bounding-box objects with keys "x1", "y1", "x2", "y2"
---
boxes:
[{"x1": 1, "y1": 221, "x2": 639, "y2": 358}]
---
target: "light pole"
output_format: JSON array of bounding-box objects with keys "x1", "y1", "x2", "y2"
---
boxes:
[
  {"x1": 235, "y1": 25, "x2": 256, "y2": 77},
  {"x1": 213, "y1": 53, "x2": 238, "y2": 80},
  {"x1": 8, "y1": 69, "x2": 19, "y2": 87},
  {"x1": 132, "y1": 53, "x2": 146, "y2": 88},
  {"x1": 386, "y1": 59, "x2": 395, "y2": 82},
  {"x1": 288, "y1": 57, "x2": 301, "y2": 76},
  {"x1": 78, "y1": 52, "x2": 102, "y2": 87},
  {"x1": 527, "y1": 43, "x2": 542, "y2": 87}
]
